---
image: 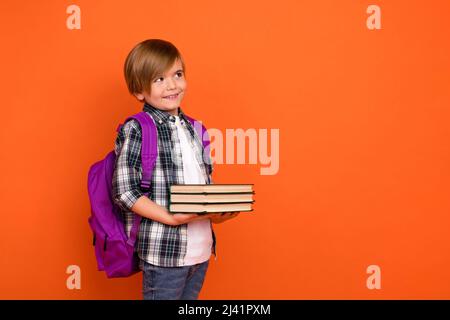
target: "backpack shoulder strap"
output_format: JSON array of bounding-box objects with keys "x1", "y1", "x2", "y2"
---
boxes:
[
  {"x1": 183, "y1": 114, "x2": 210, "y2": 148},
  {"x1": 128, "y1": 112, "x2": 158, "y2": 190},
  {"x1": 184, "y1": 114, "x2": 213, "y2": 177},
  {"x1": 116, "y1": 111, "x2": 158, "y2": 246}
]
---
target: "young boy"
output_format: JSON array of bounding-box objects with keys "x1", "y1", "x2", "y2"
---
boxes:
[{"x1": 112, "y1": 39, "x2": 239, "y2": 300}]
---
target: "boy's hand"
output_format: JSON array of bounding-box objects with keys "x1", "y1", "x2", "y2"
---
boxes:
[
  {"x1": 210, "y1": 212, "x2": 240, "y2": 224},
  {"x1": 170, "y1": 213, "x2": 215, "y2": 226}
]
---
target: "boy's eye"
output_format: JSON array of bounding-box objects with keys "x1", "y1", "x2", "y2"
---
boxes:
[{"x1": 154, "y1": 71, "x2": 183, "y2": 82}]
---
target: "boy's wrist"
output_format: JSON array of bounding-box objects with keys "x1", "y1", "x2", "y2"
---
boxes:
[{"x1": 162, "y1": 208, "x2": 176, "y2": 226}]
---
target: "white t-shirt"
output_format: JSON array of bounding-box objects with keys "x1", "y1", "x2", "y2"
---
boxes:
[{"x1": 174, "y1": 115, "x2": 212, "y2": 266}]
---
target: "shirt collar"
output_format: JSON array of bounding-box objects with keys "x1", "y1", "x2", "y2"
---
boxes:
[{"x1": 143, "y1": 102, "x2": 187, "y2": 125}]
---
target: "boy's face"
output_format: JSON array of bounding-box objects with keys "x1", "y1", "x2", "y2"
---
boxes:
[{"x1": 135, "y1": 59, "x2": 186, "y2": 116}]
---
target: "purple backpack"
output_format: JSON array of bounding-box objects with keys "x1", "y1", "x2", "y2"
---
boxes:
[{"x1": 87, "y1": 111, "x2": 210, "y2": 278}]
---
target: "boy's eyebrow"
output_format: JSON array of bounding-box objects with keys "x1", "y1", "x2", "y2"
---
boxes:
[
  {"x1": 168, "y1": 69, "x2": 184, "y2": 75},
  {"x1": 158, "y1": 69, "x2": 184, "y2": 77}
]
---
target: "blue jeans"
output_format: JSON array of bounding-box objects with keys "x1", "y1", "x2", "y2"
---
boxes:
[{"x1": 141, "y1": 259, "x2": 210, "y2": 300}]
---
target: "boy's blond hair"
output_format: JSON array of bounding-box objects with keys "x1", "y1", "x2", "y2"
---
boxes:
[{"x1": 124, "y1": 39, "x2": 186, "y2": 97}]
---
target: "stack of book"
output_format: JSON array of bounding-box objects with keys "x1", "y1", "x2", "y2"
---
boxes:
[{"x1": 169, "y1": 184, "x2": 255, "y2": 214}]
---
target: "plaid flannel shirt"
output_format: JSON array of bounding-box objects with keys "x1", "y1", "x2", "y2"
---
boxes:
[{"x1": 112, "y1": 102, "x2": 216, "y2": 267}]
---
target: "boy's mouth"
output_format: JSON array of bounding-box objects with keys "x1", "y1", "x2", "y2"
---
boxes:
[{"x1": 163, "y1": 93, "x2": 179, "y2": 100}]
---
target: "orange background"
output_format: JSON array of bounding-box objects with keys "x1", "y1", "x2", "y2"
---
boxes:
[{"x1": 1, "y1": 0, "x2": 449, "y2": 299}]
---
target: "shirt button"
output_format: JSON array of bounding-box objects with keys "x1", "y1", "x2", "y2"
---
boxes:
[{"x1": 158, "y1": 119, "x2": 163, "y2": 124}]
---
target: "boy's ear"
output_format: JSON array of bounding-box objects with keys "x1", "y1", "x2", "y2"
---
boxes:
[{"x1": 134, "y1": 92, "x2": 145, "y2": 101}]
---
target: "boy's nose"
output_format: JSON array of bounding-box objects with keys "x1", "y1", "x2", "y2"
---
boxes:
[{"x1": 166, "y1": 78, "x2": 176, "y2": 90}]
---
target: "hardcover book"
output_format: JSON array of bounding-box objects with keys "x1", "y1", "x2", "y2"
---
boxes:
[{"x1": 169, "y1": 184, "x2": 255, "y2": 214}]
